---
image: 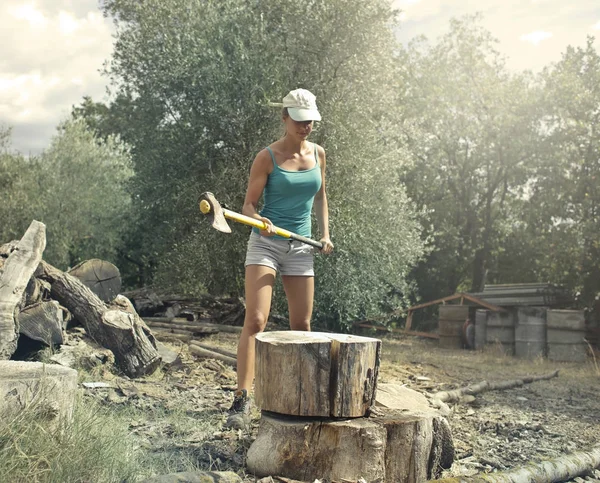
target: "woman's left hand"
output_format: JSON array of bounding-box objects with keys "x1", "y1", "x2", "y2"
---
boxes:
[{"x1": 319, "y1": 237, "x2": 334, "y2": 255}]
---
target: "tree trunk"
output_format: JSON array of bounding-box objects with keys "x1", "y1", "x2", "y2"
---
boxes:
[
  {"x1": 254, "y1": 331, "x2": 381, "y2": 418},
  {"x1": 39, "y1": 261, "x2": 161, "y2": 378},
  {"x1": 17, "y1": 301, "x2": 64, "y2": 346},
  {"x1": 0, "y1": 221, "x2": 46, "y2": 359}
]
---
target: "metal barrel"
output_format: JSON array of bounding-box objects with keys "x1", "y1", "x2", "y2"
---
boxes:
[
  {"x1": 515, "y1": 307, "x2": 547, "y2": 359},
  {"x1": 475, "y1": 309, "x2": 488, "y2": 350},
  {"x1": 438, "y1": 305, "x2": 469, "y2": 349},
  {"x1": 546, "y1": 310, "x2": 587, "y2": 362},
  {"x1": 486, "y1": 310, "x2": 516, "y2": 355}
]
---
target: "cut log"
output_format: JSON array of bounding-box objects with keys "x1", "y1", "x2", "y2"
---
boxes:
[
  {"x1": 0, "y1": 361, "x2": 78, "y2": 430},
  {"x1": 38, "y1": 261, "x2": 161, "y2": 378},
  {"x1": 431, "y1": 370, "x2": 560, "y2": 403},
  {"x1": 188, "y1": 345, "x2": 236, "y2": 367},
  {"x1": 68, "y1": 259, "x2": 121, "y2": 303},
  {"x1": 255, "y1": 331, "x2": 381, "y2": 418},
  {"x1": 0, "y1": 221, "x2": 46, "y2": 359},
  {"x1": 17, "y1": 301, "x2": 64, "y2": 346},
  {"x1": 430, "y1": 445, "x2": 600, "y2": 483},
  {"x1": 217, "y1": 297, "x2": 246, "y2": 326},
  {"x1": 189, "y1": 341, "x2": 237, "y2": 359},
  {"x1": 246, "y1": 407, "x2": 453, "y2": 482}
]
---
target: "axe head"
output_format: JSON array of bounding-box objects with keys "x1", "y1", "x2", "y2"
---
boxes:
[{"x1": 198, "y1": 192, "x2": 232, "y2": 233}]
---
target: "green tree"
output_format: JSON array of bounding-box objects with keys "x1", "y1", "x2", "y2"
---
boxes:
[
  {"x1": 500, "y1": 38, "x2": 600, "y2": 306},
  {"x1": 396, "y1": 15, "x2": 539, "y2": 307},
  {"x1": 101, "y1": 0, "x2": 426, "y2": 328},
  {"x1": 0, "y1": 121, "x2": 133, "y2": 270}
]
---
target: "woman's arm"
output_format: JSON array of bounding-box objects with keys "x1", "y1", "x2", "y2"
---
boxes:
[
  {"x1": 314, "y1": 145, "x2": 334, "y2": 254},
  {"x1": 243, "y1": 149, "x2": 276, "y2": 235}
]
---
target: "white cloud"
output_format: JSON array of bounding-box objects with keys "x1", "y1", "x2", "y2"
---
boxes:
[
  {"x1": 9, "y1": 2, "x2": 48, "y2": 29},
  {"x1": 593, "y1": 21, "x2": 600, "y2": 30},
  {"x1": 519, "y1": 30, "x2": 553, "y2": 46},
  {"x1": 0, "y1": 1, "x2": 114, "y2": 154},
  {"x1": 58, "y1": 11, "x2": 80, "y2": 35}
]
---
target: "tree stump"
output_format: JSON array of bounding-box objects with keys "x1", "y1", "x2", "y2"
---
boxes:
[
  {"x1": 255, "y1": 331, "x2": 381, "y2": 418},
  {"x1": 0, "y1": 361, "x2": 78, "y2": 430},
  {"x1": 0, "y1": 221, "x2": 46, "y2": 359},
  {"x1": 248, "y1": 332, "x2": 454, "y2": 482},
  {"x1": 68, "y1": 259, "x2": 122, "y2": 303},
  {"x1": 246, "y1": 407, "x2": 454, "y2": 482}
]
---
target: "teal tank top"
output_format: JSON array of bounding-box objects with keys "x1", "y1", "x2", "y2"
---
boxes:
[{"x1": 254, "y1": 143, "x2": 322, "y2": 239}]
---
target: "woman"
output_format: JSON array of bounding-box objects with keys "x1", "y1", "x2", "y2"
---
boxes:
[{"x1": 226, "y1": 88, "x2": 334, "y2": 429}]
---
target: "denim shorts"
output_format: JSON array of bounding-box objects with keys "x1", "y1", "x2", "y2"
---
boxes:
[{"x1": 244, "y1": 231, "x2": 315, "y2": 276}]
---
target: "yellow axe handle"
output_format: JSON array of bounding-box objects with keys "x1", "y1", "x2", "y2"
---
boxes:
[{"x1": 221, "y1": 208, "x2": 294, "y2": 238}]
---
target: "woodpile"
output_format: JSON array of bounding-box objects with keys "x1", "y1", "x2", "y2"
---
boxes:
[
  {"x1": 246, "y1": 331, "x2": 455, "y2": 483},
  {"x1": 122, "y1": 287, "x2": 247, "y2": 327},
  {"x1": 0, "y1": 221, "x2": 250, "y2": 378},
  {"x1": 0, "y1": 221, "x2": 160, "y2": 377}
]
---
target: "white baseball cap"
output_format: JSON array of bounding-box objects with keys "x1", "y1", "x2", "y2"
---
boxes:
[{"x1": 282, "y1": 88, "x2": 321, "y2": 122}]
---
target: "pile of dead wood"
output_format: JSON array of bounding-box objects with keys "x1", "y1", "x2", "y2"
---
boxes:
[
  {"x1": 0, "y1": 221, "x2": 161, "y2": 377},
  {"x1": 122, "y1": 288, "x2": 248, "y2": 343},
  {"x1": 0, "y1": 221, "x2": 254, "y2": 378}
]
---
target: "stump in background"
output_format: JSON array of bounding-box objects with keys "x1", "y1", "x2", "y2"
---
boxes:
[{"x1": 68, "y1": 259, "x2": 121, "y2": 303}]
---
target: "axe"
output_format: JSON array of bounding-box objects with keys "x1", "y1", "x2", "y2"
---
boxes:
[{"x1": 198, "y1": 192, "x2": 323, "y2": 250}]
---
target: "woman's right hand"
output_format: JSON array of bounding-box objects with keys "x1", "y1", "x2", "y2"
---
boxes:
[{"x1": 258, "y1": 217, "x2": 276, "y2": 236}]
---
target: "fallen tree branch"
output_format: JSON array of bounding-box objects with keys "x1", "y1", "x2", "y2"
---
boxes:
[
  {"x1": 432, "y1": 370, "x2": 560, "y2": 403},
  {"x1": 188, "y1": 345, "x2": 236, "y2": 367},
  {"x1": 143, "y1": 317, "x2": 243, "y2": 333},
  {"x1": 430, "y1": 445, "x2": 600, "y2": 482},
  {"x1": 189, "y1": 340, "x2": 237, "y2": 359},
  {"x1": 144, "y1": 320, "x2": 220, "y2": 334}
]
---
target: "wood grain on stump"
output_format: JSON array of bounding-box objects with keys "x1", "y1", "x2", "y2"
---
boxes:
[{"x1": 254, "y1": 331, "x2": 381, "y2": 418}]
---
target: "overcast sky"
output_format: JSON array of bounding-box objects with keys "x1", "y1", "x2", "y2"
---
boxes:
[{"x1": 1, "y1": 1, "x2": 599, "y2": 155}]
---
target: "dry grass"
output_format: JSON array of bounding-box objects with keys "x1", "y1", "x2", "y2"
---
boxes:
[{"x1": 0, "y1": 395, "x2": 140, "y2": 483}]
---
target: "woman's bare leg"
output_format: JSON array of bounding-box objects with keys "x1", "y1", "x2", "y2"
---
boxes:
[
  {"x1": 236, "y1": 264, "x2": 276, "y2": 392},
  {"x1": 282, "y1": 275, "x2": 314, "y2": 331}
]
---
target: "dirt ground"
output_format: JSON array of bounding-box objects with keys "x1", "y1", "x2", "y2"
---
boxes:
[{"x1": 79, "y1": 330, "x2": 600, "y2": 482}]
